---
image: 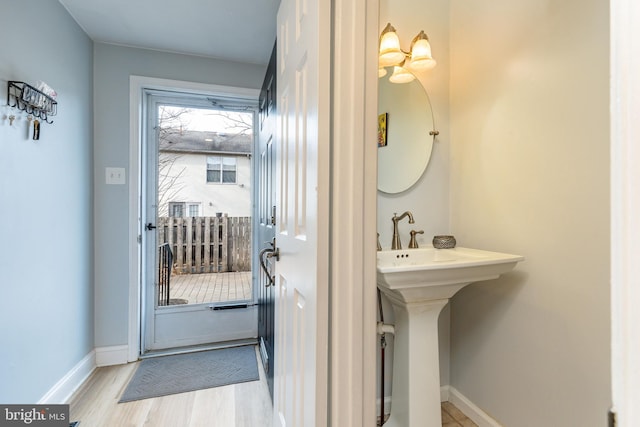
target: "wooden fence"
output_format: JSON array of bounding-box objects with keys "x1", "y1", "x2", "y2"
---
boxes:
[{"x1": 158, "y1": 215, "x2": 251, "y2": 274}]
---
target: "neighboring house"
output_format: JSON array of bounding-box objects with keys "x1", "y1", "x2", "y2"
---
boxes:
[{"x1": 159, "y1": 130, "x2": 252, "y2": 217}]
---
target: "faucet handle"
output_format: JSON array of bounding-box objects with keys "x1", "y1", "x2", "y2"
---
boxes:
[
  {"x1": 377, "y1": 233, "x2": 382, "y2": 251},
  {"x1": 408, "y1": 230, "x2": 424, "y2": 249}
]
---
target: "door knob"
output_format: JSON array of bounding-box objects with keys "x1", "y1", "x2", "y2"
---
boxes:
[
  {"x1": 145, "y1": 223, "x2": 156, "y2": 231},
  {"x1": 259, "y1": 239, "x2": 280, "y2": 287}
]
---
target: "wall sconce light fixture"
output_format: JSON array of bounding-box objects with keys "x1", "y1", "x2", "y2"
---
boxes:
[{"x1": 378, "y1": 23, "x2": 436, "y2": 83}]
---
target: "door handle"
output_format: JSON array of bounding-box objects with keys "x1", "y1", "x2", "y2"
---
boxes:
[
  {"x1": 259, "y1": 238, "x2": 280, "y2": 287},
  {"x1": 145, "y1": 222, "x2": 156, "y2": 231}
]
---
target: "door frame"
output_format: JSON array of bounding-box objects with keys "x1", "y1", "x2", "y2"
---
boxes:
[
  {"x1": 611, "y1": 0, "x2": 640, "y2": 424},
  {"x1": 328, "y1": 0, "x2": 379, "y2": 425},
  {"x1": 127, "y1": 76, "x2": 259, "y2": 361}
]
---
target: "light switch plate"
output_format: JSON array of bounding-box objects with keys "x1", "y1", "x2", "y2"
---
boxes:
[{"x1": 106, "y1": 167, "x2": 126, "y2": 185}]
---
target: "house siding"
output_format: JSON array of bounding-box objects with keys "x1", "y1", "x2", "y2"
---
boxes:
[{"x1": 161, "y1": 151, "x2": 251, "y2": 217}]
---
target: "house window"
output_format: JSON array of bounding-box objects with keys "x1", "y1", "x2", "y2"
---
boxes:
[
  {"x1": 168, "y1": 202, "x2": 201, "y2": 217},
  {"x1": 169, "y1": 202, "x2": 184, "y2": 217},
  {"x1": 207, "y1": 156, "x2": 237, "y2": 184},
  {"x1": 188, "y1": 203, "x2": 200, "y2": 217}
]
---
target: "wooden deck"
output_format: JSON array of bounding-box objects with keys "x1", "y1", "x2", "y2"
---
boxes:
[{"x1": 169, "y1": 271, "x2": 252, "y2": 305}]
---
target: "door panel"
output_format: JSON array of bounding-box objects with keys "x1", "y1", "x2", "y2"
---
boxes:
[
  {"x1": 273, "y1": 0, "x2": 330, "y2": 425},
  {"x1": 258, "y1": 43, "x2": 277, "y2": 399}
]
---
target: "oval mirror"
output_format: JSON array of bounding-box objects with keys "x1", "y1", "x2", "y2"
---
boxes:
[{"x1": 377, "y1": 74, "x2": 435, "y2": 194}]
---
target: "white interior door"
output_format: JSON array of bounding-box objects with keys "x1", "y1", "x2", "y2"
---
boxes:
[{"x1": 273, "y1": 0, "x2": 331, "y2": 425}]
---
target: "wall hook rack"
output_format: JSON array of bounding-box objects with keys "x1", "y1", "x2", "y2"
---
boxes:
[{"x1": 6, "y1": 81, "x2": 57, "y2": 124}]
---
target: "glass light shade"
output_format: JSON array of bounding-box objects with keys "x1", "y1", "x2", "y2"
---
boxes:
[
  {"x1": 409, "y1": 32, "x2": 437, "y2": 70},
  {"x1": 389, "y1": 65, "x2": 415, "y2": 84},
  {"x1": 379, "y1": 27, "x2": 405, "y2": 67},
  {"x1": 379, "y1": 67, "x2": 388, "y2": 78}
]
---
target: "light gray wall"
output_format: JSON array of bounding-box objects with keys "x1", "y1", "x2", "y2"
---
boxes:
[
  {"x1": 93, "y1": 43, "x2": 266, "y2": 347},
  {"x1": 449, "y1": 0, "x2": 610, "y2": 425},
  {"x1": 0, "y1": 0, "x2": 94, "y2": 402}
]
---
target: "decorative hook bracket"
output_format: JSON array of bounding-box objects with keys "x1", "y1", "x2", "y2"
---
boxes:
[{"x1": 7, "y1": 81, "x2": 57, "y2": 124}]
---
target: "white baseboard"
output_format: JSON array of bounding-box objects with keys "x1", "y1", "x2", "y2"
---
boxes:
[
  {"x1": 440, "y1": 385, "x2": 450, "y2": 402},
  {"x1": 39, "y1": 350, "x2": 96, "y2": 404},
  {"x1": 445, "y1": 385, "x2": 503, "y2": 427},
  {"x1": 95, "y1": 345, "x2": 129, "y2": 367}
]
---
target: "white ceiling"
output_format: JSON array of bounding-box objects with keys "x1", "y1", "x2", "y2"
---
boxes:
[{"x1": 58, "y1": 0, "x2": 279, "y2": 65}]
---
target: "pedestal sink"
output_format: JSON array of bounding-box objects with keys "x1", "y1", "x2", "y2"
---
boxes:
[{"x1": 377, "y1": 246, "x2": 523, "y2": 427}]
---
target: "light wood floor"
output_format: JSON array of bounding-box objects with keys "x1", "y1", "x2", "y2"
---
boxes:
[
  {"x1": 69, "y1": 346, "x2": 272, "y2": 427},
  {"x1": 69, "y1": 344, "x2": 475, "y2": 427},
  {"x1": 441, "y1": 401, "x2": 478, "y2": 427}
]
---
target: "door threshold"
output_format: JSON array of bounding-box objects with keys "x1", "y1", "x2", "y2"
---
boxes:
[{"x1": 140, "y1": 338, "x2": 258, "y2": 359}]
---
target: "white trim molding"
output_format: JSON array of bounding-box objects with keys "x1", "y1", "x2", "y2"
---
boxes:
[
  {"x1": 329, "y1": 0, "x2": 379, "y2": 426},
  {"x1": 440, "y1": 385, "x2": 450, "y2": 402},
  {"x1": 611, "y1": 0, "x2": 640, "y2": 425},
  {"x1": 39, "y1": 350, "x2": 96, "y2": 404},
  {"x1": 445, "y1": 386, "x2": 503, "y2": 427},
  {"x1": 95, "y1": 345, "x2": 129, "y2": 367}
]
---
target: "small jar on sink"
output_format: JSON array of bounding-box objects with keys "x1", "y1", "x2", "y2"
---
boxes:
[{"x1": 432, "y1": 235, "x2": 456, "y2": 249}]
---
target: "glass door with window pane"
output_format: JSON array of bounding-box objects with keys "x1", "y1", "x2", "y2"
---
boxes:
[{"x1": 142, "y1": 90, "x2": 258, "y2": 352}]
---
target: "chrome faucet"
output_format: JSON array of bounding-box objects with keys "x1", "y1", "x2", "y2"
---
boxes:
[{"x1": 391, "y1": 211, "x2": 415, "y2": 250}]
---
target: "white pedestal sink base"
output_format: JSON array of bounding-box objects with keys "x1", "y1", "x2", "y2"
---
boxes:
[
  {"x1": 384, "y1": 297, "x2": 449, "y2": 427},
  {"x1": 377, "y1": 247, "x2": 523, "y2": 427}
]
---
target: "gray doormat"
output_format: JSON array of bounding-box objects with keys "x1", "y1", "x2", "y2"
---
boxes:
[{"x1": 119, "y1": 345, "x2": 259, "y2": 402}]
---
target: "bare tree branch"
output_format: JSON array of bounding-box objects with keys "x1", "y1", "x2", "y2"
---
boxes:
[
  {"x1": 157, "y1": 106, "x2": 190, "y2": 216},
  {"x1": 157, "y1": 152, "x2": 186, "y2": 216}
]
